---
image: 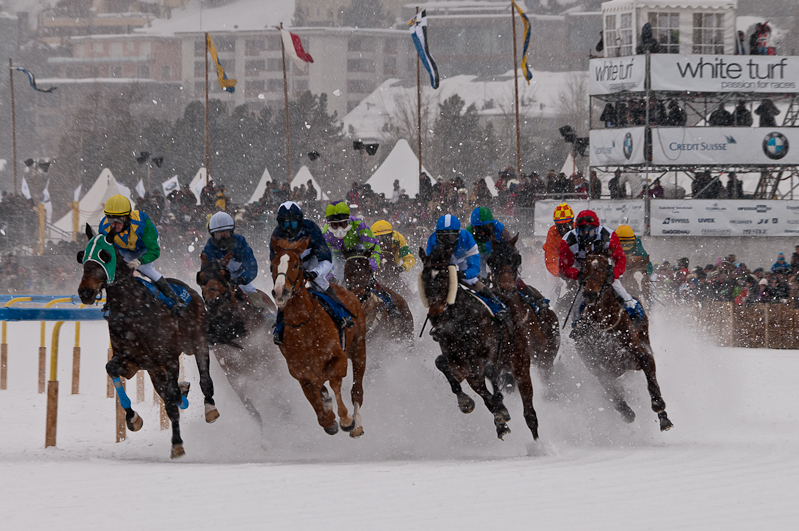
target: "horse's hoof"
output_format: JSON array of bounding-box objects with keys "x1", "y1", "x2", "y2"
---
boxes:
[
  {"x1": 651, "y1": 396, "x2": 666, "y2": 413},
  {"x1": 457, "y1": 394, "x2": 475, "y2": 414},
  {"x1": 204, "y1": 403, "x2": 220, "y2": 423},
  {"x1": 126, "y1": 412, "x2": 143, "y2": 432},
  {"x1": 171, "y1": 444, "x2": 185, "y2": 459},
  {"x1": 659, "y1": 412, "x2": 673, "y2": 432},
  {"x1": 616, "y1": 402, "x2": 636, "y2": 423},
  {"x1": 349, "y1": 426, "x2": 364, "y2": 438},
  {"x1": 324, "y1": 421, "x2": 339, "y2": 435},
  {"x1": 495, "y1": 407, "x2": 511, "y2": 423},
  {"x1": 340, "y1": 416, "x2": 356, "y2": 432},
  {"x1": 496, "y1": 423, "x2": 511, "y2": 441}
]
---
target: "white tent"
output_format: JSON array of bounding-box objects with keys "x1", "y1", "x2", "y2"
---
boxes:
[
  {"x1": 189, "y1": 167, "x2": 207, "y2": 206},
  {"x1": 365, "y1": 139, "x2": 433, "y2": 198},
  {"x1": 248, "y1": 167, "x2": 273, "y2": 203},
  {"x1": 292, "y1": 166, "x2": 329, "y2": 201},
  {"x1": 560, "y1": 153, "x2": 578, "y2": 177},
  {"x1": 53, "y1": 168, "x2": 135, "y2": 237}
]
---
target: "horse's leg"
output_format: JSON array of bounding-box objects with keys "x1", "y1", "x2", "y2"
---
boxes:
[
  {"x1": 511, "y1": 345, "x2": 539, "y2": 441},
  {"x1": 298, "y1": 378, "x2": 337, "y2": 434},
  {"x1": 148, "y1": 367, "x2": 185, "y2": 458},
  {"x1": 634, "y1": 342, "x2": 674, "y2": 432},
  {"x1": 346, "y1": 335, "x2": 366, "y2": 438},
  {"x1": 106, "y1": 355, "x2": 143, "y2": 432},
  {"x1": 435, "y1": 354, "x2": 475, "y2": 414},
  {"x1": 597, "y1": 372, "x2": 635, "y2": 423},
  {"x1": 193, "y1": 336, "x2": 219, "y2": 423},
  {"x1": 464, "y1": 369, "x2": 511, "y2": 440}
]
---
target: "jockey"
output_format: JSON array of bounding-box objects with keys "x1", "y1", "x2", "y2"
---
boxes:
[
  {"x1": 542, "y1": 202, "x2": 574, "y2": 303},
  {"x1": 323, "y1": 201, "x2": 382, "y2": 281},
  {"x1": 615, "y1": 225, "x2": 653, "y2": 275},
  {"x1": 370, "y1": 220, "x2": 415, "y2": 274},
  {"x1": 99, "y1": 194, "x2": 185, "y2": 310},
  {"x1": 559, "y1": 210, "x2": 643, "y2": 329},
  {"x1": 426, "y1": 214, "x2": 509, "y2": 322},
  {"x1": 269, "y1": 201, "x2": 350, "y2": 345},
  {"x1": 203, "y1": 211, "x2": 267, "y2": 310}
]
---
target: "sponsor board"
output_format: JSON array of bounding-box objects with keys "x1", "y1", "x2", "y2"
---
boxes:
[
  {"x1": 534, "y1": 200, "x2": 645, "y2": 237},
  {"x1": 652, "y1": 128, "x2": 799, "y2": 166},
  {"x1": 588, "y1": 57, "x2": 646, "y2": 95},
  {"x1": 651, "y1": 200, "x2": 799, "y2": 236},
  {"x1": 650, "y1": 55, "x2": 799, "y2": 93},
  {"x1": 589, "y1": 127, "x2": 646, "y2": 166}
]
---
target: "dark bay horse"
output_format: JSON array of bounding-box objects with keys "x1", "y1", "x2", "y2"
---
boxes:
[
  {"x1": 419, "y1": 246, "x2": 538, "y2": 441},
  {"x1": 77, "y1": 225, "x2": 219, "y2": 459},
  {"x1": 341, "y1": 248, "x2": 414, "y2": 344},
  {"x1": 573, "y1": 251, "x2": 673, "y2": 431},
  {"x1": 271, "y1": 236, "x2": 367, "y2": 437},
  {"x1": 486, "y1": 234, "x2": 561, "y2": 396},
  {"x1": 196, "y1": 251, "x2": 278, "y2": 426},
  {"x1": 374, "y1": 248, "x2": 413, "y2": 300}
]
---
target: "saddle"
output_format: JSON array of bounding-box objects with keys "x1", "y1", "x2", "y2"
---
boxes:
[
  {"x1": 460, "y1": 285, "x2": 505, "y2": 320},
  {"x1": 310, "y1": 290, "x2": 354, "y2": 348},
  {"x1": 136, "y1": 278, "x2": 191, "y2": 310}
]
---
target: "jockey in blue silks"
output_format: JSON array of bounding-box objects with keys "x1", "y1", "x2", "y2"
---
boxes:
[{"x1": 426, "y1": 214, "x2": 509, "y2": 322}]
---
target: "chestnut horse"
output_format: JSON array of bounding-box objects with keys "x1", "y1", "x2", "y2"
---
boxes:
[
  {"x1": 619, "y1": 255, "x2": 651, "y2": 308},
  {"x1": 419, "y1": 245, "x2": 539, "y2": 441},
  {"x1": 270, "y1": 236, "x2": 367, "y2": 437},
  {"x1": 341, "y1": 248, "x2": 414, "y2": 344},
  {"x1": 196, "y1": 251, "x2": 278, "y2": 426},
  {"x1": 486, "y1": 235, "x2": 561, "y2": 395},
  {"x1": 77, "y1": 225, "x2": 219, "y2": 459},
  {"x1": 573, "y1": 251, "x2": 673, "y2": 431}
]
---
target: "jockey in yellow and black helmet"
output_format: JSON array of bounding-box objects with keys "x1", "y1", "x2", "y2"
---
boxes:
[
  {"x1": 370, "y1": 219, "x2": 415, "y2": 274},
  {"x1": 615, "y1": 225, "x2": 653, "y2": 275},
  {"x1": 99, "y1": 194, "x2": 185, "y2": 310}
]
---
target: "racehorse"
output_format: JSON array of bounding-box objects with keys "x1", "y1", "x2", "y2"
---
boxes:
[
  {"x1": 196, "y1": 251, "x2": 278, "y2": 426},
  {"x1": 270, "y1": 236, "x2": 367, "y2": 437},
  {"x1": 341, "y1": 248, "x2": 414, "y2": 344},
  {"x1": 77, "y1": 225, "x2": 219, "y2": 459},
  {"x1": 374, "y1": 248, "x2": 413, "y2": 300},
  {"x1": 419, "y1": 245, "x2": 538, "y2": 441},
  {"x1": 572, "y1": 250, "x2": 673, "y2": 431},
  {"x1": 486, "y1": 235, "x2": 561, "y2": 395},
  {"x1": 619, "y1": 255, "x2": 651, "y2": 308}
]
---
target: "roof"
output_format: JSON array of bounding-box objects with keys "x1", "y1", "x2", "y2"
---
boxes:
[
  {"x1": 601, "y1": 0, "x2": 737, "y2": 10},
  {"x1": 135, "y1": 0, "x2": 295, "y2": 36}
]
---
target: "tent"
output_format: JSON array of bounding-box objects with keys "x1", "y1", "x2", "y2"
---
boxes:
[
  {"x1": 248, "y1": 167, "x2": 273, "y2": 204},
  {"x1": 291, "y1": 166, "x2": 329, "y2": 201},
  {"x1": 365, "y1": 139, "x2": 433, "y2": 198},
  {"x1": 560, "y1": 153, "x2": 578, "y2": 177},
  {"x1": 53, "y1": 168, "x2": 135, "y2": 237}
]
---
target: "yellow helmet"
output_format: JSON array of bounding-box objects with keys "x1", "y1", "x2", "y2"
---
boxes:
[
  {"x1": 104, "y1": 195, "x2": 131, "y2": 217},
  {"x1": 371, "y1": 219, "x2": 393, "y2": 236},
  {"x1": 553, "y1": 203, "x2": 574, "y2": 224},
  {"x1": 615, "y1": 225, "x2": 635, "y2": 251}
]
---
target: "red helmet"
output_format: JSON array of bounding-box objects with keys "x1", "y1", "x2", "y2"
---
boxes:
[{"x1": 575, "y1": 210, "x2": 600, "y2": 228}]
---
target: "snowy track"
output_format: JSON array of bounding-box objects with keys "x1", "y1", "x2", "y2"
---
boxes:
[{"x1": 1, "y1": 311, "x2": 797, "y2": 530}]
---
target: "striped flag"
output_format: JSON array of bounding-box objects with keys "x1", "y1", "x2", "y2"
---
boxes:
[
  {"x1": 408, "y1": 10, "x2": 440, "y2": 89},
  {"x1": 14, "y1": 67, "x2": 57, "y2": 93},
  {"x1": 511, "y1": 1, "x2": 533, "y2": 84},
  {"x1": 206, "y1": 34, "x2": 237, "y2": 93},
  {"x1": 280, "y1": 29, "x2": 314, "y2": 71}
]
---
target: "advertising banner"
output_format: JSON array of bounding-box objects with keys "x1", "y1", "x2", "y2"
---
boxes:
[
  {"x1": 651, "y1": 200, "x2": 799, "y2": 237},
  {"x1": 650, "y1": 55, "x2": 799, "y2": 93},
  {"x1": 590, "y1": 127, "x2": 646, "y2": 166},
  {"x1": 651, "y1": 128, "x2": 799, "y2": 166},
  {"x1": 535, "y1": 200, "x2": 645, "y2": 237},
  {"x1": 588, "y1": 56, "x2": 646, "y2": 95}
]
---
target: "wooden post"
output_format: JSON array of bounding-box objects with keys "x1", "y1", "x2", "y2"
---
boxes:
[
  {"x1": 71, "y1": 346, "x2": 80, "y2": 395},
  {"x1": 416, "y1": 7, "x2": 422, "y2": 175},
  {"x1": 115, "y1": 378, "x2": 126, "y2": 443},
  {"x1": 136, "y1": 371, "x2": 144, "y2": 402},
  {"x1": 45, "y1": 380, "x2": 58, "y2": 448},
  {"x1": 0, "y1": 343, "x2": 6, "y2": 390},
  {"x1": 38, "y1": 346, "x2": 46, "y2": 394},
  {"x1": 280, "y1": 22, "x2": 292, "y2": 183},
  {"x1": 764, "y1": 305, "x2": 770, "y2": 349},
  {"x1": 205, "y1": 33, "x2": 211, "y2": 185},
  {"x1": 10, "y1": 58, "x2": 18, "y2": 195},
  {"x1": 106, "y1": 346, "x2": 114, "y2": 398},
  {"x1": 160, "y1": 396, "x2": 169, "y2": 430},
  {"x1": 511, "y1": 1, "x2": 522, "y2": 180}
]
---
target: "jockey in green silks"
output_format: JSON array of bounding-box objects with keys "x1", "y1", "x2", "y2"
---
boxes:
[{"x1": 322, "y1": 201, "x2": 382, "y2": 281}]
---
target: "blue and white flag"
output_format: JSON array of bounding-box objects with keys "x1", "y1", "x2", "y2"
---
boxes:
[
  {"x1": 409, "y1": 10, "x2": 440, "y2": 89},
  {"x1": 512, "y1": 1, "x2": 533, "y2": 84},
  {"x1": 21, "y1": 177, "x2": 31, "y2": 200},
  {"x1": 136, "y1": 179, "x2": 146, "y2": 198},
  {"x1": 162, "y1": 175, "x2": 180, "y2": 196},
  {"x1": 41, "y1": 179, "x2": 51, "y2": 204},
  {"x1": 14, "y1": 68, "x2": 57, "y2": 93}
]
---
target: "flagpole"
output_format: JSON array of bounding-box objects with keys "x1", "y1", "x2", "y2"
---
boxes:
[
  {"x1": 205, "y1": 32, "x2": 210, "y2": 186},
  {"x1": 280, "y1": 22, "x2": 292, "y2": 184},
  {"x1": 511, "y1": 2, "x2": 521, "y2": 180},
  {"x1": 9, "y1": 58, "x2": 17, "y2": 195},
  {"x1": 416, "y1": 7, "x2": 422, "y2": 176}
]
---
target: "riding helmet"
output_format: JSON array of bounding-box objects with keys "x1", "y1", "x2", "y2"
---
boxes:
[
  {"x1": 575, "y1": 210, "x2": 600, "y2": 242},
  {"x1": 104, "y1": 195, "x2": 132, "y2": 217},
  {"x1": 277, "y1": 201, "x2": 303, "y2": 239},
  {"x1": 615, "y1": 225, "x2": 635, "y2": 252},
  {"x1": 208, "y1": 211, "x2": 235, "y2": 234},
  {"x1": 435, "y1": 214, "x2": 461, "y2": 232},
  {"x1": 371, "y1": 219, "x2": 393, "y2": 236},
  {"x1": 469, "y1": 207, "x2": 494, "y2": 227},
  {"x1": 553, "y1": 203, "x2": 574, "y2": 224},
  {"x1": 325, "y1": 201, "x2": 351, "y2": 222}
]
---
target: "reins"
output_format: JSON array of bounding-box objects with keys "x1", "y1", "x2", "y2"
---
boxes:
[{"x1": 275, "y1": 249, "x2": 317, "y2": 329}]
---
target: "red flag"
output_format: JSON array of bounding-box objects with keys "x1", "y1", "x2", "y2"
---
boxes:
[{"x1": 280, "y1": 29, "x2": 314, "y2": 70}]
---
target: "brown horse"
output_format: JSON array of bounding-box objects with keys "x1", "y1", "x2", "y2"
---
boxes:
[
  {"x1": 419, "y1": 245, "x2": 538, "y2": 441},
  {"x1": 270, "y1": 236, "x2": 367, "y2": 437},
  {"x1": 619, "y1": 255, "x2": 651, "y2": 308},
  {"x1": 374, "y1": 247, "x2": 413, "y2": 300},
  {"x1": 341, "y1": 248, "x2": 414, "y2": 344},
  {"x1": 77, "y1": 225, "x2": 219, "y2": 459},
  {"x1": 573, "y1": 250, "x2": 673, "y2": 431},
  {"x1": 486, "y1": 234, "x2": 561, "y2": 396},
  {"x1": 196, "y1": 251, "x2": 278, "y2": 426}
]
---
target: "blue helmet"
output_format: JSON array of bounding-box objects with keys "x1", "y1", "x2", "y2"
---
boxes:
[{"x1": 435, "y1": 214, "x2": 461, "y2": 232}]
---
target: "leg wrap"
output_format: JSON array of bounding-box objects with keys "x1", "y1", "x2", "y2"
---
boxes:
[{"x1": 112, "y1": 377, "x2": 132, "y2": 410}]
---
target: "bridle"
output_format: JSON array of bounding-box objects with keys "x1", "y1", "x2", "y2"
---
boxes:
[
  {"x1": 345, "y1": 254, "x2": 375, "y2": 304},
  {"x1": 273, "y1": 249, "x2": 306, "y2": 296}
]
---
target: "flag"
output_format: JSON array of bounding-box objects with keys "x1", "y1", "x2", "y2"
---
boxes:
[
  {"x1": 14, "y1": 67, "x2": 57, "y2": 93},
  {"x1": 73, "y1": 184, "x2": 82, "y2": 202},
  {"x1": 279, "y1": 29, "x2": 314, "y2": 71},
  {"x1": 136, "y1": 179, "x2": 146, "y2": 198},
  {"x1": 116, "y1": 181, "x2": 132, "y2": 200},
  {"x1": 206, "y1": 34, "x2": 237, "y2": 93},
  {"x1": 511, "y1": 1, "x2": 533, "y2": 84},
  {"x1": 408, "y1": 10, "x2": 440, "y2": 89},
  {"x1": 162, "y1": 175, "x2": 180, "y2": 196},
  {"x1": 21, "y1": 177, "x2": 31, "y2": 199},
  {"x1": 41, "y1": 179, "x2": 50, "y2": 204}
]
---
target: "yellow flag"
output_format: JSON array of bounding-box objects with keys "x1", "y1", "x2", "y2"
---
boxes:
[{"x1": 206, "y1": 34, "x2": 237, "y2": 93}]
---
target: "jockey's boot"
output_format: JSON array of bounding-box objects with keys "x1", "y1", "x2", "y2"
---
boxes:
[
  {"x1": 519, "y1": 285, "x2": 549, "y2": 315},
  {"x1": 155, "y1": 278, "x2": 186, "y2": 312},
  {"x1": 478, "y1": 286, "x2": 510, "y2": 321},
  {"x1": 272, "y1": 311, "x2": 284, "y2": 345},
  {"x1": 325, "y1": 285, "x2": 354, "y2": 329},
  {"x1": 624, "y1": 299, "x2": 645, "y2": 323},
  {"x1": 376, "y1": 286, "x2": 402, "y2": 319}
]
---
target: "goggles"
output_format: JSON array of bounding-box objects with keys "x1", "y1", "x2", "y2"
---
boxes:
[
  {"x1": 279, "y1": 219, "x2": 300, "y2": 231},
  {"x1": 437, "y1": 230, "x2": 459, "y2": 245},
  {"x1": 329, "y1": 220, "x2": 349, "y2": 230},
  {"x1": 576, "y1": 226, "x2": 597, "y2": 239},
  {"x1": 213, "y1": 230, "x2": 232, "y2": 240},
  {"x1": 106, "y1": 215, "x2": 127, "y2": 224}
]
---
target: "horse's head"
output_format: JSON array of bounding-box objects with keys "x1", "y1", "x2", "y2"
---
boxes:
[
  {"x1": 582, "y1": 250, "x2": 613, "y2": 305},
  {"x1": 486, "y1": 233, "x2": 521, "y2": 293},
  {"x1": 76, "y1": 223, "x2": 131, "y2": 304},
  {"x1": 196, "y1": 250, "x2": 234, "y2": 312},
  {"x1": 271, "y1": 236, "x2": 309, "y2": 308},
  {"x1": 342, "y1": 248, "x2": 372, "y2": 301},
  {"x1": 418, "y1": 246, "x2": 458, "y2": 316}
]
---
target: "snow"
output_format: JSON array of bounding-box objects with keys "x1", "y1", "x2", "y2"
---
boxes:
[
  {"x1": 365, "y1": 139, "x2": 433, "y2": 198},
  {"x1": 292, "y1": 165, "x2": 328, "y2": 200},
  {"x1": 137, "y1": 0, "x2": 296, "y2": 36},
  {"x1": 247, "y1": 167, "x2": 273, "y2": 204},
  {"x1": 1, "y1": 296, "x2": 798, "y2": 529},
  {"x1": 52, "y1": 168, "x2": 135, "y2": 238}
]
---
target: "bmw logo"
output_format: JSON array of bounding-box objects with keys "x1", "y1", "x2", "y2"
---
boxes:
[
  {"x1": 763, "y1": 132, "x2": 789, "y2": 160},
  {"x1": 623, "y1": 132, "x2": 633, "y2": 160}
]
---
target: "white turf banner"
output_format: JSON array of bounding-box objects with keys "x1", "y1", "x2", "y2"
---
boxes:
[
  {"x1": 588, "y1": 56, "x2": 646, "y2": 95},
  {"x1": 651, "y1": 200, "x2": 799, "y2": 237},
  {"x1": 590, "y1": 127, "x2": 646, "y2": 166},
  {"x1": 650, "y1": 55, "x2": 798, "y2": 93},
  {"x1": 534, "y1": 200, "x2": 645, "y2": 237},
  {"x1": 651, "y1": 128, "x2": 799, "y2": 166}
]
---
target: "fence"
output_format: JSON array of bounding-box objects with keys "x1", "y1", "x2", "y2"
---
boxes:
[{"x1": 684, "y1": 300, "x2": 799, "y2": 349}]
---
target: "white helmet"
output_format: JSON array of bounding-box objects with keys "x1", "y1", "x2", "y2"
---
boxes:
[{"x1": 209, "y1": 211, "x2": 235, "y2": 234}]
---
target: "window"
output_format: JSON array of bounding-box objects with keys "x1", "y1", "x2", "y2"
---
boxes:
[
  {"x1": 194, "y1": 81, "x2": 205, "y2": 93},
  {"x1": 245, "y1": 59, "x2": 265, "y2": 75},
  {"x1": 294, "y1": 79, "x2": 308, "y2": 93},
  {"x1": 605, "y1": 15, "x2": 619, "y2": 57},
  {"x1": 194, "y1": 40, "x2": 205, "y2": 57},
  {"x1": 648, "y1": 12, "x2": 680, "y2": 53},
  {"x1": 620, "y1": 13, "x2": 633, "y2": 56},
  {"x1": 383, "y1": 56, "x2": 396, "y2": 75},
  {"x1": 245, "y1": 39, "x2": 266, "y2": 56},
  {"x1": 140, "y1": 42, "x2": 151, "y2": 57},
  {"x1": 110, "y1": 65, "x2": 122, "y2": 77},
  {"x1": 267, "y1": 58, "x2": 283, "y2": 71},
  {"x1": 267, "y1": 37, "x2": 282, "y2": 51},
  {"x1": 693, "y1": 13, "x2": 724, "y2": 54},
  {"x1": 348, "y1": 79, "x2": 372, "y2": 93},
  {"x1": 267, "y1": 79, "x2": 283, "y2": 92},
  {"x1": 93, "y1": 42, "x2": 104, "y2": 54},
  {"x1": 66, "y1": 67, "x2": 82, "y2": 78},
  {"x1": 161, "y1": 65, "x2": 171, "y2": 80},
  {"x1": 137, "y1": 65, "x2": 150, "y2": 78},
  {"x1": 347, "y1": 59, "x2": 374, "y2": 73},
  {"x1": 348, "y1": 38, "x2": 375, "y2": 52},
  {"x1": 246, "y1": 79, "x2": 265, "y2": 97},
  {"x1": 195, "y1": 61, "x2": 206, "y2": 77},
  {"x1": 110, "y1": 42, "x2": 123, "y2": 57},
  {"x1": 384, "y1": 39, "x2": 396, "y2": 54},
  {"x1": 214, "y1": 37, "x2": 235, "y2": 53}
]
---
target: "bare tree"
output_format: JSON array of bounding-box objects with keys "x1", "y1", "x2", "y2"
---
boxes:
[{"x1": 555, "y1": 72, "x2": 589, "y2": 134}]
